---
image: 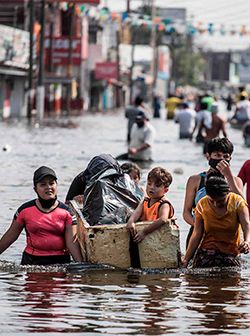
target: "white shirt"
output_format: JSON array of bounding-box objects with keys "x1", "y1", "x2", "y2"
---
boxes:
[
  {"x1": 236, "y1": 100, "x2": 250, "y2": 121},
  {"x1": 174, "y1": 108, "x2": 196, "y2": 134},
  {"x1": 129, "y1": 122, "x2": 155, "y2": 161},
  {"x1": 195, "y1": 109, "x2": 212, "y2": 129}
]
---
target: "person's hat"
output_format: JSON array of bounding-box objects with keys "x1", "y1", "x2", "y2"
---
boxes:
[
  {"x1": 136, "y1": 110, "x2": 150, "y2": 121},
  {"x1": 33, "y1": 166, "x2": 57, "y2": 185},
  {"x1": 211, "y1": 102, "x2": 219, "y2": 113}
]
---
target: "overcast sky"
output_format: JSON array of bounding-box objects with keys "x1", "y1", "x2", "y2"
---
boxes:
[{"x1": 100, "y1": 0, "x2": 250, "y2": 51}]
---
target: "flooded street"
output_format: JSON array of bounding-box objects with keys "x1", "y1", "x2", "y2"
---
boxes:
[{"x1": 0, "y1": 106, "x2": 250, "y2": 335}]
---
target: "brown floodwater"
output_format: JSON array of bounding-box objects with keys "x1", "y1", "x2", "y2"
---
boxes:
[{"x1": 0, "y1": 105, "x2": 249, "y2": 335}]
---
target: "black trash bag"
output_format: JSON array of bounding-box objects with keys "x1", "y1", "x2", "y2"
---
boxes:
[
  {"x1": 82, "y1": 168, "x2": 143, "y2": 226},
  {"x1": 66, "y1": 154, "x2": 122, "y2": 202}
]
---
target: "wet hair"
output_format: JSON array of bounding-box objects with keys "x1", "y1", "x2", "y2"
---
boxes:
[
  {"x1": 206, "y1": 137, "x2": 234, "y2": 155},
  {"x1": 134, "y1": 96, "x2": 143, "y2": 106},
  {"x1": 147, "y1": 167, "x2": 172, "y2": 188},
  {"x1": 205, "y1": 174, "x2": 230, "y2": 198},
  {"x1": 120, "y1": 162, "x2": 141, "y2": 179}
]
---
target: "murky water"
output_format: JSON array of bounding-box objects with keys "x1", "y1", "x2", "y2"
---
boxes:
[{"x1": 0, "y1": 105, "x2": 250, "y2": 335}]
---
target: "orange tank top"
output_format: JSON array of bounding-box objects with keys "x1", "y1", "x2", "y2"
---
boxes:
[{"x1": 140, "y1": 197, "x2": 174, "y2": 221}]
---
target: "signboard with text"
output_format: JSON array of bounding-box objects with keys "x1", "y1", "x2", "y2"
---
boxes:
[
  {"x1": 0, "y1": 24, "x2": 29, "y2": 69},
  {"x1": 95, "y1": 62, "x2": 118, "y2": 80},
  {"x1": 45, "y1": 37, "x2": 82, "y2": 66}
]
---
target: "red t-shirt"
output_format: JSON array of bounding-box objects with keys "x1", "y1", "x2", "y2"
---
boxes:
[
  {"x1": 14, "y1": 200, "x2": 75, "y2": 256},
  {"x1": 238, "y1": 159, "x2": 250, "y2": 206}
]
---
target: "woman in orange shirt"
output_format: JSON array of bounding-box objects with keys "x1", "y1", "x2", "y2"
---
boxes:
[{"x1": 183, "y1": 174, "x2": 250, "y2": 268}]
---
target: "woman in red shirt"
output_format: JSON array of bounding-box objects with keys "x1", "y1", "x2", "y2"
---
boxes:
[{"x1": 0, "y1": 166, "x2": 83, "y2": 265}]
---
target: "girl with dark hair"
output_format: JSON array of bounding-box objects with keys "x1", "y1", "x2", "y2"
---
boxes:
[{"x1": 183, "y1": 174, "x2": 250, "y2": 268}]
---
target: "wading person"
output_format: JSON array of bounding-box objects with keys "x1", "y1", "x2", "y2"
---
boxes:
[
  {"x1": 183, "y1": 137, "x2": 243, "y2": 248},
  {"x1": 128, "y1": 111, "x2": 155, "y2": 162},
  {"x1": 126, "y1": 167, "x2": 174, "y2": 243},
  {"x1": 182, "y1": 174, "x2": 250, "y2": 268},
  {"x1": 0, "y1": 166, "x2": 83, "y2": 265},
  {"x1": 238, "y1": 159, "x2": 250, "y2": 206}
]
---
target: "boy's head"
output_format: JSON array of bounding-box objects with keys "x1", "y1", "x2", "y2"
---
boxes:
[
  {"x1": 206, "y1": 137, "x2": 234, "y2": 156},
  {"x1": 205, "y1": 138, "x2": 233, "y2": 168},
  {"x1": 146, "y1": 167, "x2": 172, "y2": 199},
  {"x1": 147, "y1": 167, "x2": 172, "y2": 188}
]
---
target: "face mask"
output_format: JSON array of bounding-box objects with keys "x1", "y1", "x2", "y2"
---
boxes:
[
  {"x1": 209, "y1": 158, "x2": 230, "y2": 169},
  {"x1": 136, "y1": 120, "x2": 145, "y2": 128},
  {"x1": 38, "y1": 195, "x2": 57, "y2": 209}
]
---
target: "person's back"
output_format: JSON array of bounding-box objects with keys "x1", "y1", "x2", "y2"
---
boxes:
[
  {"x1": 165, "y1": 95, "x2": 182, "y2": 119},
  {"x1": 235, "y1": 95, "x2": 250, "y2": 122},
  {"x1": 203, "y1": 103, "x2": 227, "y2": 141},
  {"x1": 174, "y1": 102, "x2": 195, "y2": 139}
]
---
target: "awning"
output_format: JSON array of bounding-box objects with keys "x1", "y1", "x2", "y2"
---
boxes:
[
  {"x1": 44, "y1": 73, "x2": 76, "y2": 84},
  {"x1": 0, "y1": 66, "x2": 27, "y2": 77}
]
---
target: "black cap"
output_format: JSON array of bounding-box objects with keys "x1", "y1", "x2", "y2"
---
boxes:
[
  {"x1": 136, "y1": 110, "x2": 150, "y2": 121},
  {"x1": 33, "y1": 166, "x2": 57, "y2": 185}
]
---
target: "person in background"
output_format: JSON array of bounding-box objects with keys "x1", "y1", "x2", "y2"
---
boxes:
[
  {"x1": 126, "y1": 167, "x2": 174, "y2": 243},
  {"x1": 0, "y1": 166, "x2": 83, "y2": 265},
  {"x1": 165, "y1": 94, "x2": 182, "y2": 120},
  {"x1": 183, "y1": 137, "x2": 243, "y2": 248},
  {"x1": 121, "y1": 162, "x2": 145, "y2": 194},
  {"x1": 232, "y1": 92, "x2": 250, "y2": 124},
  {"x1": 125, "y1": 96, "x2": 147, "y2": 143},
  {"x1": 153, "y1": 94, "x2": 161, "y2": 118},
  {"x1": 174, "y1": 102, "x2": 196, "y2": 139},
  {"x1": 182, "y1": 174, "x2": 250, "y2": 268},
  {"x1": 191, "y1": 101, "x2": 211, "y2": 143},
  {"x1": 128, "y1": 111, "x2": 155, "y2": 162},
  {"x1": 201, "y1": 91, "x2": 214, "y2": 111},
  {"x1": 121, "y1": 162, "x2": 141, "y2": 185},
  {"x1": 242, "y1": 121, "x2": 250, "y2": 147},
  {"x1": 238, "y1": 159, "x2": 250, "y2": 206},
  {"x1": 201, "y1": 102, "x2": 228, "y2": 154}
]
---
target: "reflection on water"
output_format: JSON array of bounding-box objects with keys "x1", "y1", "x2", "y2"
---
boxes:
[
  {"x1": 1, "y1": 108, "x2": 250, "y2": 334},
  {"x1": 0, "y1": 268, "x2": 250, "y2": 335}
]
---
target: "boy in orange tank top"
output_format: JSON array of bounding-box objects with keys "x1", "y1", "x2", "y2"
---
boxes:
[{"x1": 126, "y1": 167, "x2": 174, "y2": 243}]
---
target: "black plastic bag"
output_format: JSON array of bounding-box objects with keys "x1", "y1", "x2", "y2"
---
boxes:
[{"x1": 82, "y1": 168, "x2": 143, "y2": 226}]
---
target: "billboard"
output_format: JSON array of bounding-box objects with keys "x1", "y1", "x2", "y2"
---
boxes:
[
  {"x1": 0, "y1": 24, "x2": 29, "y2": 69},
  {"x1": 44, "y1": 37, "x2": 82, "y2": 66},
  {"x1": 95, "y1": 62, "x2": 118, "y2": 80}
]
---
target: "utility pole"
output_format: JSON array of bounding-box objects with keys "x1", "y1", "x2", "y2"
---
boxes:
[
  {"x1": 127, "y1": 0, "x2": 130, "y2": 13},
  {"x1": 37, "y1": 0, "x2": 46, "y2": 120},
  {"x1": 150, "y1": 0, "x2": 157, "y2": 101},
  {"x1": 27, "y1": 0, "x2": 34, "y2": 120},
  {"x1": 116, "y1": 29, "x2": 121, "y2": 107},
  {"x1": 66, "y1": 3, "x2": 75, "y2": 115},
  {"x1": 129, "y1": 32, "x2": 135, "y2": 104}
]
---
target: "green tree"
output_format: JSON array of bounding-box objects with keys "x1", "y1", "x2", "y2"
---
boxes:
[{"x1": 170, "y1": 36, "x2": 205, "y2": 86}]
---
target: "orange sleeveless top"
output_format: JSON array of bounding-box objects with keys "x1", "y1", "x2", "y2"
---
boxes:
[{"x1": 140, "y1": 197, "x2": 174, "y2": 221}]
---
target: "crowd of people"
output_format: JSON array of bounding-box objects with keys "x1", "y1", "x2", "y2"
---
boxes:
[{"x1": 1, "y1": 88, "x2": 250, "y2": 269}]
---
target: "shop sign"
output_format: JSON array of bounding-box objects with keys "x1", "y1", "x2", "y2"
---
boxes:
[
  {"x1": 95, "y1": 62, "x2": 118, "y2": 80},
  {"x1": 44, "y1": 37, "x2": 82, "y2": 65},
  {"x1": 0, "y1": 24, "x2": 29, "y2": 69}
]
